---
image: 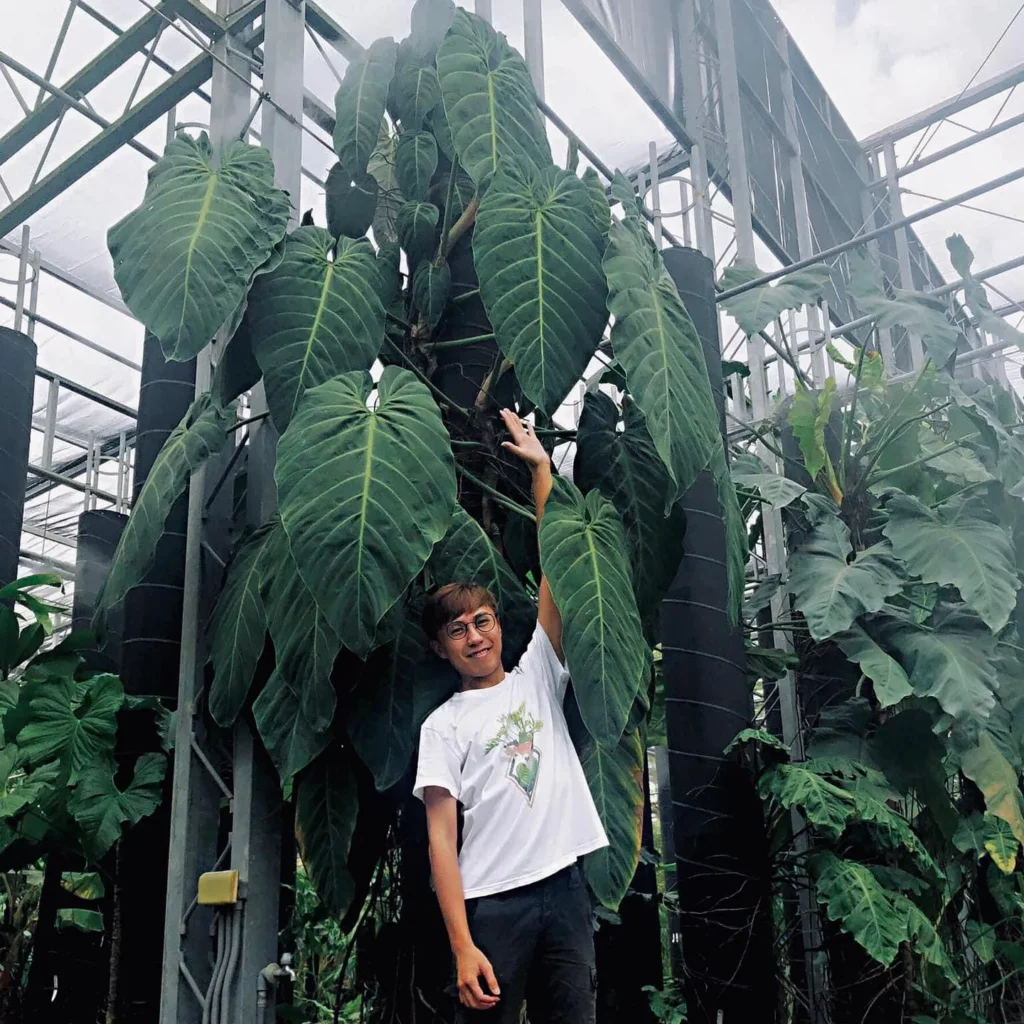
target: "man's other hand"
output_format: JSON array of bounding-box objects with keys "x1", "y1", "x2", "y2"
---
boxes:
[{"x1": 455, "y1": 943, "x2": 501, "y2": 1010}]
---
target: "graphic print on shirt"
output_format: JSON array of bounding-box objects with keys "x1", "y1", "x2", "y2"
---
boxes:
[{"x1": 484, "y1": 701, "x2": 544, "y2": 804}]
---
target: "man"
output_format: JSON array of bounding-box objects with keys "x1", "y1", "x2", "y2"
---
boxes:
[{"x1": 414, "y1": 408, "x2": 608, "y2": 1023}]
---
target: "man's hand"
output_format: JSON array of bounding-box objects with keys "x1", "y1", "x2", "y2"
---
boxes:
[
  {"x1": 500, "y1": 408, "x2": 550, "y2": 471},
  {"x1": 455, "y1": 943, "x2": 501, "y2": 1010}
]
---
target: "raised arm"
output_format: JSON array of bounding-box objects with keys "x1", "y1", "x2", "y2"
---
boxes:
[
  {"x1": 423, "y1": 787, "x2": 501, "y2": 1011},
  {"x1": 500, "y1": 409, "x2": 563, "y2": 662}
]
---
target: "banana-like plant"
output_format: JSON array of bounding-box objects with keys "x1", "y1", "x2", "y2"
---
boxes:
[
  {"x1": 95, "y1": 2, "x2": 735, "y2": 916},
  {"x1": 723, "y1": 243, "x2": 1024, "y2": 1021}
]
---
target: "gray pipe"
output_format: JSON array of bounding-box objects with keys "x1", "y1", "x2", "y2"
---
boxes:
[
  {"x1": 202, "y1": 913, "x2": 224, "y2": 1024},
  {"x1": 219, "y1": 905, "x2": 243, "y2": 1023}
]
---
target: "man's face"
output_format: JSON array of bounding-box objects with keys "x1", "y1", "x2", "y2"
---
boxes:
[{"x1": 431, "y1": 605, "x2": 504, "y2": 679}]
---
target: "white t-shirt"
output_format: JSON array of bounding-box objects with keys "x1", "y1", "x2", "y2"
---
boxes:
[{"x1": 413, "y1": 624, "x2": 609, "y2": 899}]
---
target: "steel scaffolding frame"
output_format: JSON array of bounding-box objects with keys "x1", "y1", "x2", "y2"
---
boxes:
[{"x1": 2, "y1": 1, "x2": 1024, "y2": 1021}]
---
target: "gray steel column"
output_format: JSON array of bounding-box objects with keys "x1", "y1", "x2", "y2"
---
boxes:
[
  {"x1": 884, "y1": 139, "x2": 925, "y2": 367},
  {"x1": 159, "y1": 3, "x2": 253, "y2": 1022},
  {"x1": 523, "y1": 0, "x2": 545, "y2": 100},
  {"x1": 858, "y1": 150, "x2": 896, "y2": 372},
  {"x1": 228, "y1": 3, "x2": 306, "y2": 1021},
  {"x1": 710, "y1": 0, "x2": 753, "y2": 263},
  {"x1": 476, "y1": 0, "x2": 492, "y2": 23},
  {"x1": 776, "y1": 27, "x2": 826, "y2": 385},
  {"x1": 678, "y1": 0, "x2": 714, "y2": 258}
]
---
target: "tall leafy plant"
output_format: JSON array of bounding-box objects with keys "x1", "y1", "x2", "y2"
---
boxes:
[
  {"x1": 721, "y1": 243, "x2": 1024, "y2": 1021},
  {"x1": 94, "y1": 1, "x2": 735, "y2": 922}
]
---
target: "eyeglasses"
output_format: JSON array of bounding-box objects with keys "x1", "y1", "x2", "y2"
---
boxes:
[{"x1": 445, "y1": 613, "x2": 497, "y2": 641}]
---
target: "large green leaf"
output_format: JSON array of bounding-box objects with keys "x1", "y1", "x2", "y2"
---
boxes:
[
  {"x1": 960, "y1": 731, "x2": 1024, "y2": 849},
  {"x1": 412, "y1": 258, "x2": 451, "y2": 331},
  {"x1": 713, "y1": 444, "x2": 748, "y2": 625},
  {"x1": 296, "y1": 757, "x2": 359, "y2": 916},
  {"x1": 395, "y1": 131, "x2": 438, "y2": 203},
  {"x1": 582, "y1": 167, "x2": 610, "y2": 241},
  {"x1": 367, "y1": 125, "x2": 404, "y2": 246},
  {"x1": 107, "y1": 134, "x2": 290, "y2": 361},
  {"x1": 983, "y1": 813, "x2": 1020, "y2": 873},
  {"x1": 539, "y1": 479, "x2": 648, "y2": 746},
  {"x1": 94, "y1": 393, "x2": 233, "y2": 636},
  {"x1": 576, "y1": 391, "x2": 683, "y2": 617},
  {"x1": 391, "y1": 63, "x2": 441, "y2": 129},
  {"x1": 245, "y1": 228, "x2": 386, "y2": 431},
  {"x1": 603, "y1": 215, "x2": 720, "y2": 507},
  {"x1": 68, "y1": 752, "x2": 166, "y2": 859},
  {"x1": 886, "y1": 613, "x2": 997, "y2": 721},
  {"x1": 947, "y1": 234, "x2": 1024, "y2": 349},
  {"x1": 814, "y1": 852, "x2": 953, "y2": 977},
  {"x1": 788, "y1": 518, "x2": 903, "y2": 641},
  {"x1": 409, "y1": 0, "x2": 456, "y2": 56},
  {"x1": 835, "y1": 624, "x2": 912, "y2": 708},
  {"x1": 348, "y1": 610, "x2": 424, "y2": 791},
  {"x1": 760, "y1": 762, "x2": 855, "y2": 839},
  {"x1": 436, "y1": 9, "x2": 550, "y2": 186},
  {"x1": 848, "y1": 249, "x2": 958, "y2": 366},
  {"x1": 253, "y1": 667, "x2": 332, "y2": 782},
  {"x1": 787, "y1": 380, "x2": 836, "y2": 482},
  {"x1": 325, "y1": 165, "x2": 378, "y2": 240},
  {"x1": 208, "y1": 527, "x2": 272, "y2": 727},
  {"x1": 473, "y1": 161, "x2": 609, "y2": 415},
  {"x1": 396, "y1": 201, "x2": 439, "y2": 268},
  {"x1": 719, "y1": 261, "x2": 832, "y2": 337},
  {"x1": 581, "y1": 728, "x2": 645, "y2": 909},
  {"x1": 276, "y1": 367, "x2": 456, "y2": 658},
  {"x1": 259, "y1": 523, "x2": 340, "y2": 734},
  {"x1": 333, "y1": 38, "x2": 398, "y2": 180},
  {"x1": 883, "y1": 491, "x2": 1018, "y2": 634},
  {"x1": 16, "y1": 675, "x2": 123, "y2": 782},
  {"x1": 731, "y1": 452, "x2": 806, "y2": 508}
]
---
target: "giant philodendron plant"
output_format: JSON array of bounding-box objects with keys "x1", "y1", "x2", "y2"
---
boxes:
[
  {"x1": 95, "y1": 2, "x2": 739, "y2": 915},
  {"x1": 721, "y1": 245, "x2": 1024, "y2": 1020}
]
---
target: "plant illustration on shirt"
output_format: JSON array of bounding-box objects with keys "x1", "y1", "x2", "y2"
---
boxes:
[{"x1": 484, "y1": 702, "x2": 544, "y2": 804}]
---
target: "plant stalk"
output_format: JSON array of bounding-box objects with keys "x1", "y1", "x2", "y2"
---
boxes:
[{"x1": 455, "y1": 464, "x2": 535, "y2": 521}]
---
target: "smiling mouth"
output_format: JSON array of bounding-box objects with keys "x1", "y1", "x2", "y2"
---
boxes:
[{"x1": 467, "y1": 648, "x2": 491, "y2": 659}]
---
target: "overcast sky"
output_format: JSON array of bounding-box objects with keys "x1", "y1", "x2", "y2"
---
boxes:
[{"x1": 3, "y1": 0, "x2": 1023, "y2": 415}]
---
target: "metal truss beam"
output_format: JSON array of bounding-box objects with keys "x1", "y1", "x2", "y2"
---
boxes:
[
  {"x1": 0, "y1": 4, "x2": 166, "y2": 165},
  {"x1": 0, "y1": 54, "x2": 211, "y2": 239},
  {"x1": 306, "y1": 1, "x2": 364, "y2": 62},
  {"x1": 884, "y1": 108, "x2": 1024, "y2": 181},
  {"x1": 861, "y1": 60, "x2": 1024, "y2": 148},
  {"x1": 717, "y1": 164, "x2": 1024, "y2": 302}
]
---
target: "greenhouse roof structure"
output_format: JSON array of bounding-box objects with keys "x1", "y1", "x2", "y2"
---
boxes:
[{"x1": 3, "y1": 0, "x2": 1024, "y2": 619}]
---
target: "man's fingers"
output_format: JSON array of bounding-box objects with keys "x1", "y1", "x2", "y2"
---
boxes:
[
  {"x1": 482, "y1": 961, "x2": 501, "y2": 996},
  {"x1": 463, "y1": 978, "x2": 499, "y2": 1009}
]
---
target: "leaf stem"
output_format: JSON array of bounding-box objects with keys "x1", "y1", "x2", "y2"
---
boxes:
[
  {"x1": 868, "y1": 433, "x2": 979, "y2": 485},
  {"x1": 384, "y1": 339, "x2": 472, "y2": 420},
  {"x1": 456, "y1": 464, "x2": 536, "y2": 521},
  {"x1": 449, "y1": 288, "x2": 480, "y2": 305},
  {"x1": 226, "y1": 411, "x2": 269, "y2": 433},
  {"x1": 444, "y1": 196, "x2": 480, "y2": 257},
  {"x1": 856, "y1": 400, "x2": 952, "y2": 488},
  {"x1": 429, "y1": 333, "x2": 496, "y2": 351}
]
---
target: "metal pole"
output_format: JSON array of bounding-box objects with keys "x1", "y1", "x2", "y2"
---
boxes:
[
  {"x1": 649, "y1": 142, "x2": 663, "y2": 248},
  {"x1": 475, "y1": 0, "x2": 493, "y2": 22},
  {"x1": 13, "y1": 225, "x2": 30, "y2": 332},
  {"x1": 777, "y1": 27, "x2": 825, "y2": 386},
  {"x1": 883, "y1": 139, "x2": 924, "y2": 368},
  {"x1": 41, "y1": 378, "x2": 59, "y2": 471},
  {"x1": 716, "y1": 162, "x2": 1024, "y2": 301},
  {"x1": 160, "y1": 3, "x2": 252, "y2": 1021},
  {"x1": 890, "y1": 108, "x2": 1024, "y2": 180},
  {"x1": 858, "y1": 150, "x2": 896, "y2": 371},
  {"x1": 676, "y1": 0, "x2": 714, "y2": 257},
  {"x1": 523, "y1": 0, "x2": 545, "y2": 101},
  {"x1": 711, "y1": 0, "x2": 754, "y2": 263},
  {"x1": 27, "y1": 248, "x2": 41, "y2": 339}
]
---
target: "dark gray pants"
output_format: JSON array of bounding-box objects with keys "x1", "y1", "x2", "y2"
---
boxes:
[{"x1": 457, "y1": 863, "x2": 596, "y2": 1024}]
